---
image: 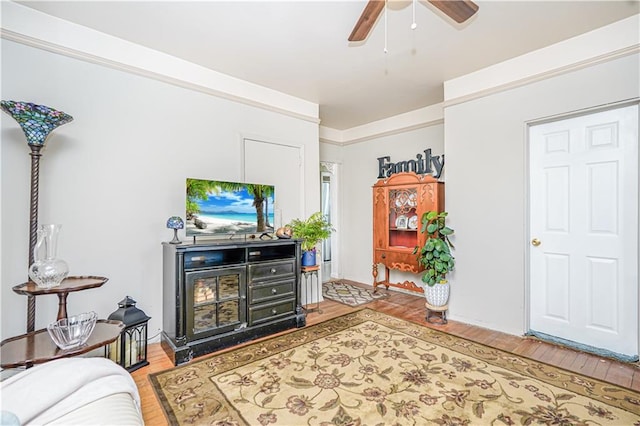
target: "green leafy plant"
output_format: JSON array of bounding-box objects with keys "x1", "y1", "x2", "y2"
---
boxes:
[
  {"x1": 413, "y1": 211, "x2": 455, "y2": 287},
  {"x1": 287, "y1": 212, "x2": 333, "y2": 252}
]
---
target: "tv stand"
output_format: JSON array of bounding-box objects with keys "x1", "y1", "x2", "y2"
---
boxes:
[{"x1": 161, "y1": 239, "x2": 305, "y2": 365}]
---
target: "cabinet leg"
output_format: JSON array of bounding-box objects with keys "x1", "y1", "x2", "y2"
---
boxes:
[
  {"x1": 372, "y1": 264, "x2": 379, "y2": 293},
  {"x1": 384, "y1": 266, "x2": 390, "y2": 290}
]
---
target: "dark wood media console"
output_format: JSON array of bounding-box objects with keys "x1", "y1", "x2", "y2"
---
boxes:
[{"x1": 161, "y1": 239, "x2": 305, "y2": 365}]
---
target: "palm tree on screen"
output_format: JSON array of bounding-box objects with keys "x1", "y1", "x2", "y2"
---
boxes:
[{"x1": 186, "y1": 178, "x2": 217, "y2": 220}]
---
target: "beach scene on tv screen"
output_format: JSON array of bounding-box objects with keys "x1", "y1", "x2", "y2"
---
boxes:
[{"x1": 186, "y1": 178, "x2": 275, "y2": 236}]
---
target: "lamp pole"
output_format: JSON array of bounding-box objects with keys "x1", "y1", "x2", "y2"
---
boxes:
[{"x1": 26, "y1": 145, "x2": 44, "y2": 332}]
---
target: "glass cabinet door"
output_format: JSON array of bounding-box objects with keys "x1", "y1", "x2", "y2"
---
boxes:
[
  {"x1": 186, "y1": 266, "x2": 246, "y2": 339},
  {"x1": 388, "y1": 188, "x2": 419, "y2": 248}
]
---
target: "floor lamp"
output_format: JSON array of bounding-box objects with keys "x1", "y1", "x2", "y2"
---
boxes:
[{"x1": 1, "y1": 100, "x2": 73, "y2": 332}]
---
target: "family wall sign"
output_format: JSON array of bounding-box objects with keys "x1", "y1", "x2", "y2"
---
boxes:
[{"x1": 377, "y1": 149, "x2": 444, "y2": 179}]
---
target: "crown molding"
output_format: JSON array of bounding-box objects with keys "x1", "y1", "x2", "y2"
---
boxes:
[
  {"x1": 320, "y1": 119, "x2": 444, "y2": 146},
  {"x1": 4, "y1": 2, "x2": 635, "y2": 142},
  {"x1": 444, "y1": 46, "x2": 639, "y2": 108},
  {"x1": 321, "y1": 15, "x2": 640, "y2": 144},
  {"x1": 1, "y1": 2, "x2": 319, "y2": 125},
  {"x1": 444, "y1": 14, "x2": 640, "y2": 107},
  {"x1": 320, "y1": 104, "x2": 444, "y2": 145}
]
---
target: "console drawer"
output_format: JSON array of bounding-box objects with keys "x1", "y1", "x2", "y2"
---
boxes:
[
  {"x1": 249, "y1": 280, "x2": 294, "y2": 305},
  {"x1": 248, "y1": 298, "x2": 295, "y2": 326},
  {"x1": 248, "y1": 260, "x2": 295, "y2": 283}
]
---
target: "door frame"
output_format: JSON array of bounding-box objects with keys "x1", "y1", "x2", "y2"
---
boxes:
[
  {"x1": 240, "y1": 134, "x2": 305, "y2": 225},
  {"x1": 320, "y1": 161, "x2": 341, "y2": 281},
  {"x1": 523, "y1": 99, "x2": 640, "y2": 351}
]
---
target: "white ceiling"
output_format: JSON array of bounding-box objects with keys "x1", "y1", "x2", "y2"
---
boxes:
[{"x1": 16, "y1": 1, "x2": 640, "y2": 130}]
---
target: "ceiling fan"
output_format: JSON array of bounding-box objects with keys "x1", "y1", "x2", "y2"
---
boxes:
[{"x1": 349, "y1": 0, "x2": 479, "y2": 42}]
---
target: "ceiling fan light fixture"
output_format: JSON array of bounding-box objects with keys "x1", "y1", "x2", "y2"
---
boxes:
[
  {"x1": 348, "y1": 0, "x2": 385, "y2": 42},
  {"x1": 384, "y1": 0, "x2": 388, "y2": 53},
  {"x1": 428, "y1": 0, "x2": 479, "y2": 24},
  {"x1": 411, "y1": 0, "x2": 417, "y2": 30},
  {"x1": 349, "y1": 0, "x2": 478, "y2": 42}
]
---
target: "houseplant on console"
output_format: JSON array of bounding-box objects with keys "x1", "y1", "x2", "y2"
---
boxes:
[
  {"x1": 287, "y1": 212, "x2": 333, "y2": 267},
  {"x1": 413, "y1": 210, "x2": 455, "y2": 307}
]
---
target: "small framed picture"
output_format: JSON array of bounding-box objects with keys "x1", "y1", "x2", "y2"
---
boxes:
[{"x1": 395, "y1": 215, "x2": 408, "y2": 229}]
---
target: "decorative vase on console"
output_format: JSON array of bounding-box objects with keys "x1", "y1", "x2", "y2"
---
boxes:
[{"x1": 28, "y1": 224, "x2": 69, "y2": 289}]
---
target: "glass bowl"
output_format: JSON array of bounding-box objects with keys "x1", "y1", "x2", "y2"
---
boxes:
[{"x1": 47, "y1": 311, "x2": 98, "y2": 350}]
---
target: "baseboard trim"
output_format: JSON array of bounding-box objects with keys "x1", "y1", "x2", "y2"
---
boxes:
[{"x1": 526, "y1": 330, "x2": 639, "y2": 363}]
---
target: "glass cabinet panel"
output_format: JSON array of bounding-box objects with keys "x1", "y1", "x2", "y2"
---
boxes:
[
  {"x1": 388, "y1": 188, "x2": 419, "y2": 248},
  {"x1": 194, "y1": 277, "x2": 216, "y2": 303},
  {"x1": 186, "y1": 266, "x2": 246, "y2": 339},
  {"x1": 219, "y1": 275, "x2": 239, "y2": 299},
  {"x1": 218, "y1": 300, "x2": 239, "y2": 326}
]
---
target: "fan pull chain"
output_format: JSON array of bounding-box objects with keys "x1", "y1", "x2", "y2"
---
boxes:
[
  {"x1": 383, "y1": 0, "x2": 388, "y2": 53},
  {"x1": 411, "y1": 0, "x2": 417, "y2": 30}
]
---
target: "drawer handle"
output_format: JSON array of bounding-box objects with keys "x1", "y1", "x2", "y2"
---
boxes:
[
  {"x1": 271, "y1": 308, "x2": 278, "y2": 315},
  {"x1": 270, "y1": 268, "x2": 277, "y2": 274},
  {"x1": 272, "y1": 288, "x2": 278, "y2": 294}
]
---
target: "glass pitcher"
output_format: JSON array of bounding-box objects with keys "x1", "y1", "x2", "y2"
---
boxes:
[{"x1": 28, "y1": 224, "x2": 69, "y2": 289}]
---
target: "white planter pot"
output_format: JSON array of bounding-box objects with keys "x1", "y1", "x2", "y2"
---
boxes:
[{"x1": 424, "y1": 281, "x2": 450, "y2": 307}]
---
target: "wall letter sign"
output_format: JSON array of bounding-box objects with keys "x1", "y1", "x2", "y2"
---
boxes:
[{"x1": 377, "y1": 149, "x2": 444, "y2": 179}]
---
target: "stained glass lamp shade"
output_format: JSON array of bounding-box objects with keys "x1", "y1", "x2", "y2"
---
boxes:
[
  {"x1": 1, "y1": 100, "x2": 73, "y2": 146},
  {"x1": 167, "y1": 216, "x2": 184, "y2": 244}
]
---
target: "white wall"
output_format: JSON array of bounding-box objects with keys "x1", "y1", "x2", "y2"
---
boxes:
[
  {"x1": 321, "y1": 124, "x2": 444, "y2": 286},
  {"x1": 1, "y1": 39, "x2": 319, "y2": 339},
  {"x1": 319, "y1": 142, "x2": 342, "y2": 164},
  {"x1": 318, "y1": 16, "x2": 638, "y2": 338},
  {"x1": 445, "y1": 52, "x2": 639, "y2": 335}
]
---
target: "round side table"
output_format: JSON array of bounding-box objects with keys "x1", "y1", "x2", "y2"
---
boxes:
[{"x1": 13, "y1": 276, "x2": 109, "y2": 323}]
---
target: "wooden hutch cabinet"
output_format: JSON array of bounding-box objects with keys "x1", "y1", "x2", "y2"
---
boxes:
[{"x1": 372, "y1": 172, "x2": 444, "y2": 293}]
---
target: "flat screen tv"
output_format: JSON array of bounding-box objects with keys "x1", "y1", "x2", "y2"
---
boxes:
[{"x1": 186, "y1": 178, "x2": 275, "y2": 238}]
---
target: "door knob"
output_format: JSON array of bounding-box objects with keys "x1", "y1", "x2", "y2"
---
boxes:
[{"x1": 531, "y1": 238, "x2": 541, "y2": 247}]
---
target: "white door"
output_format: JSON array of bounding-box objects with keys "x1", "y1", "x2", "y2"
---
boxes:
[
  {"x1": 243, "y1": 138, "x2": 304, "y2": 227},
  {"x1": 529, "y1": 104, "x2": 639, "y2": 359}
]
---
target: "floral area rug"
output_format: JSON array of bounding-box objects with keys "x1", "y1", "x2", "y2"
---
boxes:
[
  {"x1": 149, "y1": 309, "x2": 640, "y2": 425},
  {"x1": 322, "y1": 280, "x2": 387, "y2": 307}
]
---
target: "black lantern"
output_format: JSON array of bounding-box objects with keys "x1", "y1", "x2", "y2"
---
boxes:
[{"x1": 105, "y1": 296, "x2": 150, "y2": 372}]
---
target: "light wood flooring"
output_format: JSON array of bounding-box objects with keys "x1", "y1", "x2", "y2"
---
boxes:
[{"x1": 132, "y1": 281, "x2": 640, "y2": 425}]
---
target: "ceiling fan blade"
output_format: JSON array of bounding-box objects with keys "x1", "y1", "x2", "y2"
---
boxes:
[
  {"x1": 348, "y1": 0, "x2": 385, "y2": 42},
  {"x1": 428, "y1": 0, "x2": 479, "y2": 23}
]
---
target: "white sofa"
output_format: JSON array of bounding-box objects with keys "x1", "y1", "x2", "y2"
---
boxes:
[{"x1": 0, "y1": 357, "x2": 143, "y2": 425}]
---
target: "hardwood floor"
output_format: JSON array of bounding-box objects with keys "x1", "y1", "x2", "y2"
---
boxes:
[{"x1": 132, "y1": 283, "x2": 640, "y2": 425}]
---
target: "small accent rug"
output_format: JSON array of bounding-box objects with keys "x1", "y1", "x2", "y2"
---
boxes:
[
  {"x1": 322, "y1": 280, "x2": 387, "y2": 307},
  {"x1": 149, "y1": 309, "x2": 640, "y2": 425}
]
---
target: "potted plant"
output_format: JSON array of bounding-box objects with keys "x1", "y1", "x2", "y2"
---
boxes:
[
  {"x1": 413, "y1": 210, "x2": 455, "y2": 306},
  {"x1": 287, "y1": 212, "x2": 333, "y2": 266}
]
